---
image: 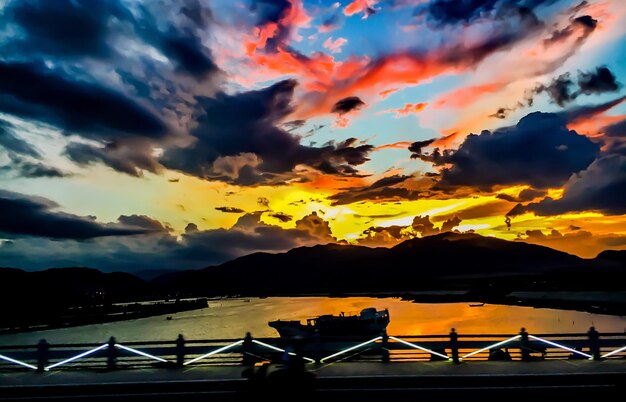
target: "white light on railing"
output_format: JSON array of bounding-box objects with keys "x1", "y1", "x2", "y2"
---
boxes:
[
  {"x1": 183, "y1": 340, "x2": 244, "y2": 366},
  {"x1": 528, "y1": 335, "x2": 592, "y2": 359},
  {"x1": 0, "y1": 353, "x2": 37, "y2": 370},
  {"x1": 251, "y1": 339, "x2": 316, "y2": 363},
  {"x1": 45, "y1": 344, "x2": 108, "y2": 371},
  {"x1": 115, "y1": 344, "x2": 168, "y2": 363},
  {"x1": 389, "y1": 336, "x2": 451, "y2": 360},
  {"x1": 320, "y1": 336, "x2": 382, "y2": 363},
  {"x1": 600, "y1": 345, "x2": 626, "y2": 359},
  {"x1": 460, "y1": 335, "x2": 521, "y2": 360}
]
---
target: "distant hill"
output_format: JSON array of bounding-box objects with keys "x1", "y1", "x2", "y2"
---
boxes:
[
  {"x1": 155, "y1": 233, "x2": 622, "y2": 295},
  {"x1": 2, "y1": 234, "x2": 625, "y2": 305}
]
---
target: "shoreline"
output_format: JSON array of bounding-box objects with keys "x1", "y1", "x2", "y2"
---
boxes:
[{"x1": 3, "y1": 291, "x2": 626, "y2": 336}]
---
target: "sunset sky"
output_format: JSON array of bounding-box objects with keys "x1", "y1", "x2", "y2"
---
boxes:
[{"x1": 1, "y1": 0, "x2": 625, "y2": 272}]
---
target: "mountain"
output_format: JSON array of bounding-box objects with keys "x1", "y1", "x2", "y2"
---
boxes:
[{"x1": 156, "y1": 233, "x2": 621, "y2": 295}]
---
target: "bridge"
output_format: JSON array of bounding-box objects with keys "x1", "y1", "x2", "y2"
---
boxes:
[{"x1": 2, "y1": 327, "x2": 626, "y2": 399}]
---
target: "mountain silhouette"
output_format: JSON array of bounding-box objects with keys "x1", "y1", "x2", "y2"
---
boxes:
[{"x1": 156, "y1": 233, "x2": 622, "y2": 295}]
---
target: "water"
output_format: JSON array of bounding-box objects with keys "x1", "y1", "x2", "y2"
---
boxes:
[{"x1": 1, "y1": 297, "x2": 625, "y2": 346}]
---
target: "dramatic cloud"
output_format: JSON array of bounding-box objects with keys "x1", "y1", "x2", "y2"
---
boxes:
[
  {"x1": 0, "y1": 190, "x2": 154, "y2": 239},
  {"x1": 64, "y1": 141, "x2": 161, "y2": 177},
  {"x1": 532, "y1": 66, "x2": 620, "y2": 107},
  {"x1": 383, "y1": 102, "x2": 427, "y2": 117},
  {"x1": 329, "y1": 174, "x2": 419, "y2": 205},
  {"x1": 162, "y1": 80, "x2": 374, "y2": 184},
  {"x1": 493, "y1": 66, "x2": 621, "y2": 118},
  {"x1": 0, "y1": 119, "x2": 39, "y2": 158},
  {"x1": 215, "y1": 206, "x2": 246, "y2": 213},
  {"x1": 0, "y1": 211, "x2": 339, "y2": 272},
  {"x1": 0, "y1": 62, "x2": 167, "y2": 140},
  {"x1": 416, "y1": 0, "x2": 556, "y2": 26},
  {"x1": 331, "y1": 96, "x2": 366, "y2": 114},
  {"x1": 268, "y1": 212, "x2": 293, "y2": 222},
  {"x1": 5, "y1": 156, "x2": 70, "y2": 178},
  {"x1": 528, "y1": 153, "x2": 626, "y2": 215},
  {"x1": 2, "y1": 0, "x2": 221, "y2": 81},
  {"x1": 424, "y1": 112, "x2": 599, "y2": 190},
  {"x1": 358, "y1": 214, "x2": 463, "y2": 246}
]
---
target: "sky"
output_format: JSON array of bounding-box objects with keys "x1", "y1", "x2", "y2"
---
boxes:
[{"x1": 0, "y1": 0, "x2": 625, "y2": 272}]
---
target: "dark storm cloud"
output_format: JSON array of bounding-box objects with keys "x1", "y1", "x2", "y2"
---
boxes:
[
  {"x1": 0, "y1": 190, "x2": 154, "y2": 239},
  {"x1": 527, "y1": 153, "x2": 626, "y2": 215},
  {"x1": 0, "y1": 212, "x2": 338, "y2": 272},
  {"x1": 268, "y1": 212, "x2": 293, "y2": 222},
  {"x1": 131, "y1": 1, "x2": 221, "y2": 81},
  {"x1": 3, "y1": 0, "x2": 221, "y2": 81},
  {"x1": 3, "y1": 0, "x2": 124, "y2": 58},
  {"x1": 544, "y1": 15, "x2": 597, "y2": 45},
  {"x1": 6, "y1": 156, "x2": 70, "y2": 178},
  {"x1": 117, "y1": 215, "x2": 170, "y2": 232},
  {"x1": 578, "y1": 66, "x2": 620, "y2": 95},
  {"x1": 408, "y1": 139, "x2": 436, "y2": 159},
  {"x1": 0, "y1": 62, "x2": 167, "y2": 140},
  {"x1": 527, "y1": 66, "x2": 621, "y2": 107},
  {"x1": 331, "y1": 97, "x2": 366, "y2": 115},
  {"x1": 215, "y1": 206, "x2": 246, "y2": 213},
  {"x1": 535, "y1": 73, "x2": 577, "y2": 107},
  {"x1": 0, "y1": 119, "x2": 39, "y2": 158},
  {"x1": 561, "y1": 96, "x2": 626, "y2": 122},
  {"x1": 428, "y1": 112, "x2": 599, "y2": 190},
  {"x1": 496, "y1": 188, "x2": 547, "y2": 202},
  {"x1": 161, "y1": 80, "x2": 374, "y2": 184},
  {"x1": 329, "y1": 175, "x2": 418, "y2": 205},
  {"x1": 415, "y1": 0, "x2": 557, "y2": 26},
  {"x1": 604, "y1": 118, "x2": 626, "y2": 138},
  {"x1": 64, "y1": 141, "x2": 160, "y2": 177}
]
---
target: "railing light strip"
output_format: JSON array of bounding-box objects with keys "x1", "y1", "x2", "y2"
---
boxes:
[
  {"x1": 528, "y1": 335, "x2": 592, "y2": 359},
  {"x1": 389, "y1": 336, "x2": 451, "y2": 360},
  {"x1": 460, "y1": 335, "x2": 520, "y2": 360},
  {"x1": 320, "y1": 336, "x2": 382, "y2": 363},
  {"x1": 0, "y1": 353, "x2": 37, "y2": 370},
  {"x1": 601, "y1": 345, "x2": 626, "y2": 359},
  {"x1": 115, "y1": 344, "x2": 168, "y2": 363},
  {"x1": 45, "y1": 344, "x2": 108, "y2": 370},
  {"x1": 183, "y1": 340, "x2": 244, "y2": 366}
]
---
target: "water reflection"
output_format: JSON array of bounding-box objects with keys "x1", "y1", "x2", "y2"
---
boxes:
[{"x1": 1, "y1": 297, "x2": 625, "y2": 346}]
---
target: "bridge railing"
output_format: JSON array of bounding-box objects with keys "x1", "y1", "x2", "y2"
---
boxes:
[{"x1": 2, "y1": 327, "x2": 626, "y2": 372}]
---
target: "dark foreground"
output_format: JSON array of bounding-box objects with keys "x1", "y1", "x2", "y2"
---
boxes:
[{"x1": 2, "y1": 361, "x2": 626, "y2": 401}]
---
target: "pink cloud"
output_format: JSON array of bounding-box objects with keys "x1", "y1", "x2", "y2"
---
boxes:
[{"x1": 323, "y1": 37, "x2": 348, "y2": 53}]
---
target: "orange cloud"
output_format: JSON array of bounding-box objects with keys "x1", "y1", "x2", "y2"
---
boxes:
[
  {"x1": 344, "y1": 0, "x2": 378, "y2": 18},
  {"x1": 375, "y1": 141, "x2": 413, "y2": 150},
  {"x1": 382, "y1": 102, "x2": 428, "y2": 117},
  {"x1": 379, "y1": 88, "x2": 399, "y2": 98},
  {"x1": 433, "y1": 82, "x2": 503, "y2": 109}
]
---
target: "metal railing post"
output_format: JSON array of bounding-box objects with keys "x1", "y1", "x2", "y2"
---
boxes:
[
  {"x1": 36, "y1": 339, "x2": 49, "y2": 372},
  {"x1": 176, "y1": 334, "x2": 185, "y2": 367},
  {"x1": 381, "y1": 331, "x2": 390, "y2": 363},
  {"x1": 312, "y1": 331, "x2": 321, "y2": 364},
  {"x1": 242, "y1": 332, "x2": 254, "y2": 366},
  {"x1": 588, "y1": 326, "x2": 601, "y2": 361},
  {"x1": 450, "y1": 328, "x2": 460, "y2": 364},
  {"x1": 520, "y1": 328, "x2": 531, "y2": 362},
  {"x1": 107, "y1": 337, "x2": 117, "y2": 370}
]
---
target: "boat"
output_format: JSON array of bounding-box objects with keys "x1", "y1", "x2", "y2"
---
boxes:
[
  {"x1": 469, "y1": 303, "x2": 485, "y2": 307},
  {"x1": 268, "y1": 307, "x2": 390, "y2": 338}
]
